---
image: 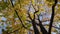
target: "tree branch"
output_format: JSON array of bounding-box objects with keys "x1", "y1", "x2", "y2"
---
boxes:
[
  {"x1": 27, "y1": 3, "x2": 32, "y2": 20},
  {"x1": 38, "y1": 15, "x2": 48, "y2": 34},
  {"x1": 32, "y1": 19, "x2": 40, "y2": 34},
  {"x1": 10, "y1": 0, "x2": 33, "y2": 33},
  {"x1": 48, "y1": 0, "x2": 58, "y2": 34}
]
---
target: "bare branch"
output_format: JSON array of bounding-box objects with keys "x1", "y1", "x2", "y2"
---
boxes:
[
  {"x1": 48, "y1": 0, "x2": 58, "y2": 34},
  {"x1": 32, "y1": 19, "x2": 40, "y2": 34},
  {"x1": 38, "y1": 15, "x2": 48, "y2": 34},
  {"x1": 27, "y1": 3, "x2": 32, "y2": 20}
]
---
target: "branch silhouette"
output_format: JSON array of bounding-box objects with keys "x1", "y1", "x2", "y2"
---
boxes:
[
  {"x1": 48, "y1": 0, "x2": 58, "y2": 34},
  {"x1": 38, "y1": 15, "x2": 48, "y2": 34},
  {"x1": 10, "y1": 0, "x2": 33, "y2": 33}
]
